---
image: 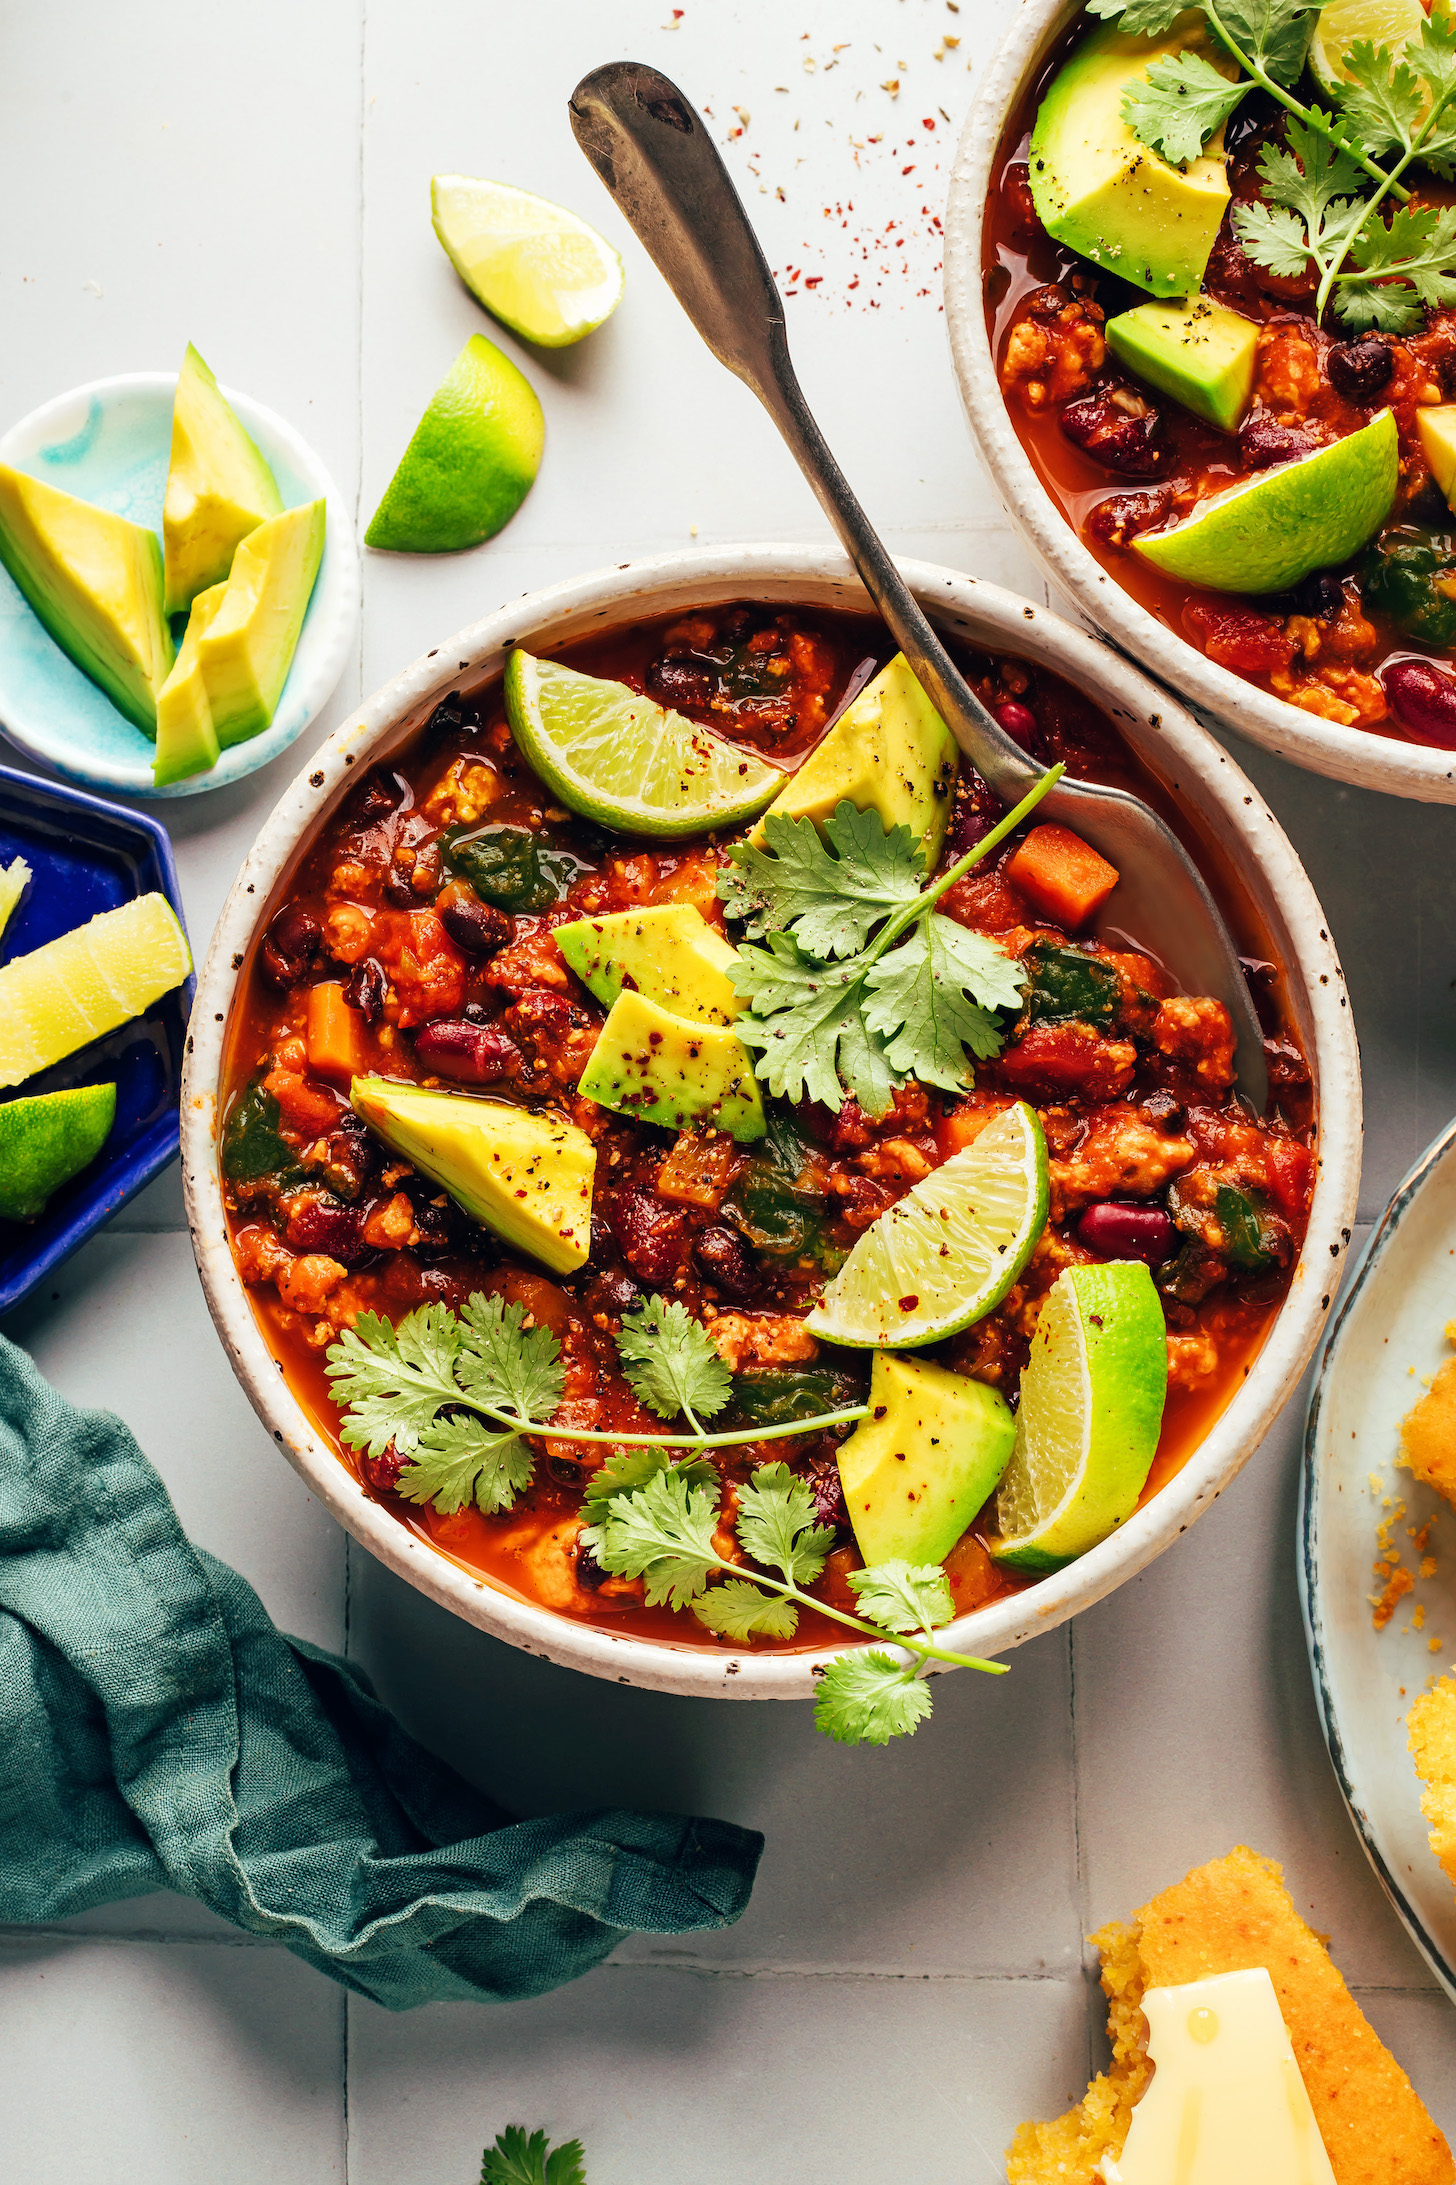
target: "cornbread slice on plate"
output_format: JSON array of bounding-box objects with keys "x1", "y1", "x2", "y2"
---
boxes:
[
  {"x1": 1411, "y1": 1678, "x2": 1456, "y2": 1895},
  {"x1": 1400, "y1": 1327, "x2": 1456, "y2": 1509},
  {"x1": 1007, "y1": 1845, "x2": 1454, "y2": 2185}
]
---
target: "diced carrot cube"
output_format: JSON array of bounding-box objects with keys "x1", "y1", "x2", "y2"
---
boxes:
[
  {"x1": 1006, "y1": 823, "x2": 1119, "y2": 930},
  {"x1": 305, "y1": 982, "x2": 367, "y2": 1086}
]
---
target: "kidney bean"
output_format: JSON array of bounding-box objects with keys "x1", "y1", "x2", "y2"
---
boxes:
[
  {"x1": 286, "y1": 1193, "x2": 368, "y2": 1264},
  {"x1": 586, "y1": 1266, "x2": 644, "y2": 1318},
  {"x1": 1060, "y1": 390, "x2": 1167, "y2": 476},
  {"x1": 1084, "y1": 486, "x2": 1172, "y2": 549},
  {"x1": 611, "y1": 1189, "x2": 687, "y2": 1285},
  {"x1": 1024, "y1": 282, "x2": 1072, "y2": 320},
  {"x1": 1327, "y1": 334, "x2": 1393, "y2": 402},
  {"x1": 1238, "y1": 412, "x2": 1319, "y2": 471},
  {"x1": 413, "y1": 1018, "x2": 522, "y2": 1083},
  {"x1": 1077, "y1": 1201, "x2": 1174, "y2": 1266},
  {"x1": 994, "y1": 700, "x2": 1038, "y2": 746},
  {"x1": 260, "y1": 904, "x2": 322, "y2": 989},
  {"x1": 576, "y1": 1541, "x2": 611, "y2": 1590},
  {"x1": 346, "y1": 769, "x2": 408, "y2": 826},
  {"x1": 342, "y1": 956, "x2": 387, "y2": 1024},
  {"x1": 436, "y1": 881, "x2": 513, "y2": 957},
  {"x1": 646, "y1": 655, "x2": 716, "y2": 710},
  {"x1": 694, "y1": 1224, "x2": 759, "y2": 1299},
  {"x1": 1381, "y1": 656, "x2": 1456, "y2": 748},
  {"x1": 1295, "y1": 571, "x2": 1346, "y2": 622},
  {"x1": 359, "y1": 1444, "x2": 409, "y2": 1496},
  {"x1": 801, "y1": 1452, "x2": 851, "y2": 1536}
]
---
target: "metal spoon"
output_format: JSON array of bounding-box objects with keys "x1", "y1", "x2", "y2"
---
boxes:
[{"x1": 568, "y1": 61, "x2": 1268, "y2": 1111}]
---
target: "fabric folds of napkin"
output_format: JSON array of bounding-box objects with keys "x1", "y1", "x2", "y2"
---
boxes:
[{"x1": 0, "y1": 1334, "x2": 762, "y2": 2008}]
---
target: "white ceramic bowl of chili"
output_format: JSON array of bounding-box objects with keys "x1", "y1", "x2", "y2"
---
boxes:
[
  {"x1": 944, "y1": 0, "x2": 1456, "y2": 805},
  {"x1": 181, "y1": 546, "x2": 1361, "y2": 1699}
]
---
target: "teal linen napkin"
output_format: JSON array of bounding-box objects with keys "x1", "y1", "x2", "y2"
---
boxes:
[{"x1": 0, "y1": 1334, "x2": 761, "y2": 2007}]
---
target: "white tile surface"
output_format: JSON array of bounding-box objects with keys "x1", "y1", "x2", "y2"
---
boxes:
[{"x1": 2, "y1": 0, "x2": 1455, "y2": 2177}]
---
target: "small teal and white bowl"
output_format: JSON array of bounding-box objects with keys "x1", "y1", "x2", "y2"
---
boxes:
[{"x1": 0, "y1": 371, "x2": 360, "y2": 800}]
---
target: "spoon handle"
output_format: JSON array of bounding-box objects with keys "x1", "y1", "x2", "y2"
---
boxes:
[{"x1": 567, "y1": 59, "x2": 1038, "y2": 804}]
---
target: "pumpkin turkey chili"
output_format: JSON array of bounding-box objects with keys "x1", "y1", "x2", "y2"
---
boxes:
[{"x1": 219, "y1": 601, "x2": 1315, "y2": 1669}]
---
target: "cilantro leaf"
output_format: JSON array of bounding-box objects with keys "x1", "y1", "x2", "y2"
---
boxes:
[
  {"x1": 813, "y1": 1651, "x2": 935, "y2": 1745},
  {"x1": 735, "y1": 1461, "x2": 836, "y2": 1588},
  {"x1": 579, "y1": 1444, "x2": 718, "y2": 1525},
  {"x1": 1341, "y1": 198, "x2": 1456, "y2": 326},
  {"x1": 397, "y1": 1414, "x2": 535, "y2": 1517},
  {"x1": 1339, "y1": 38, "x2": 1426, "y2": 158},
  {"x1": 1232, "y1": 116, "x2": 1366, "y2": 291},
  {"x1": 863, "y1": 915, "x2": 1021, "y2": 1094},
  {"x1": 1217, "y1": 0, "x2": 1317, "y2": 88},
  {"x1": 1123, "y1": 48, "x2": 1248, "y2": 167},
  {"x1": 848, "y1": 1559, "x2": 956, "y2": 1634},
  {"x1": 616, "y1": 1295, "x2": 732, "y2": 1424},
  {"x1": 1230, "y1": 197, "x2": 1318, "y2": 278},
  {"x1": 732, "y1": 935, "x2": 900, "y2": 1114},
  {"x1": 718, "y1": 800, "x2": 925, "y2": 959},
  {"x1": 692, "y1": 1577, "x2": 801, "y2": 1642},
  {"x1": 584, "y1": 1465, "x2": 723, "y2": 1610},
  {"x1": 455, "y1": 1293, "x2": 565, "y2": 1423},
  {"x1": 1084, "y1": 0, "x2": 1188, "y2": 32},
  {"x1": 325, "y1": 1305, "x2": 465, "y2": 1459},
  {"x1": 480, "y1": 2125, "x2": 587, "y2": 2185}
]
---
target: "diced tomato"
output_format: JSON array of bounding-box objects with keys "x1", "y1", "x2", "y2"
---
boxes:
[
  {"x1": 1006, "y1": 824, "x2": 1119, "y2": 930},
  {"x1": 262, "y1": 1066, "x2": 342, "y2": 1138},
  {"x1": 1184, "y1": 599, "x2": 1298, "y2": 678},
  {"x1": 375, "y1": 909, "x2": 466, "y2": 1028},
  {"x1": 996, "y1": 1021, "x2": 1136, "y2": 1101},
  {"x1": 1263, "y1": 1136, "x2": 1314, "y2": 1219}
]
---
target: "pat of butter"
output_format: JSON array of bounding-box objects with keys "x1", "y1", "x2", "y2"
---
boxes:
[{"x1": 1097, "y1": 1967, "x2": 1336, "y2": 2185}]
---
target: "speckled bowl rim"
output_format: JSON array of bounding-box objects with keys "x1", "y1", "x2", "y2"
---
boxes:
[
  {"x1": 0, "y1": 370, "x2": 361, "y2": 800},
  {"x1": 943, "y1": 0, "x2": 1456, "y2": 804},
  {"x1": 181, "y1": 545, "x2": 1362, "y2": 1699}
]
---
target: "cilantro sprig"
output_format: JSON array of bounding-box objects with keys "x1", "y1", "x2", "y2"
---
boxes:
[
  {"x1": 719, "y1": 767, "x2": 1060, "y2": 1115},
  {"x1": 583, "y1": 1457, "x2": 1006, "y2": 1743},
  {"x1": 480, "y1": 2125, "x2": 586, "y2": 2185},
  {"x1": 1093, "y1": 0, "x2": 1456, "y2": 328}
]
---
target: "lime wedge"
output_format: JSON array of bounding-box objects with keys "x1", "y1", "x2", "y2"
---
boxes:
[
  {"x1": 0, "y1": 1082, "x2": 116, "y2": 1221},
  {"x1": 1132, "y1": 409, "x2": 1397, "y2": 593},
  {"x1": 803, "y1": 1101, "x2": 1049, "y2": 1349},
  {"x1": 1308, "y1": 0, "x2": 1426, "y2": 100},
  {"x1": 365, "y1": 335, "x2": 544, "y2": 555},
  {"x1": 432, "y1": 176, "x2": 625, "y2": 349},
  {"x1": 504, "y1": 649, "x2": 783, "y2": 838},
  {"x1": 0, "y1": 893, "x2": 191, "y2": 1088},
  {"x1": 990, "y1": 1261, "x2": 1168, "y2": 1573},
  {"x1": 0, "y1": 856, "x2": 31, "y2": 945}
]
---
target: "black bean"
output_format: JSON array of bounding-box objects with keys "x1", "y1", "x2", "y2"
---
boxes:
[
  {"x1": 260, "y1": 905, "x2": 322, "y2": 989},
  {"x1": 1327, "y1": 334, "x2": 1393, "y2": 403}
]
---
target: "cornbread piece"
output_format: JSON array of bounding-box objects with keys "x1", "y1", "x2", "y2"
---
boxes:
[
  {"x1": 1410, "y1": 1676, "x2": 1456, "y2": 1894},
  {"x1": 1006, "y1": 1845, "x2": 1454, "y2": 2185},
  {"x1": 1401, "y1": 1327, "x2": 1456, "y2": 1509}
]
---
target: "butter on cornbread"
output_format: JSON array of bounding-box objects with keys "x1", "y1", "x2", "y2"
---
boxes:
[
  {"x1": 1410, "y1": 1676, "x2": 1456, "y2": 1895},
  {"x1": 1006, "y1": 1845, "x2": 1453, "y2": 2185},
  {"x1": 1400, "y1": 1325, "x2": 1456, "y2": 1509}
]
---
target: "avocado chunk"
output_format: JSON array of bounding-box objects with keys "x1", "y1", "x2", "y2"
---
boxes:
[
  {"x1": 162, "y1": 345, "x2": 283, "y2": 614},
  {"x1": 1029, "y1": 16, "x2": 1233, "y2": 299},
  {"x1": 350, "y1": 1077, "x2": 594, "y2": 1275},
  {"x1": 0, "y1": 1082, "x2": 116, "y2": 1222},
  {"x1": 192, "y1": 498, "x2": 326, "y2": 746},
  {"x1": 1105, "y1": 298, "x2": 1257, "y2": 432},
  {"x1": 836, "y1": 1352, "x2": 1015, "y2": 1567},
  {"x1": 555, "y1": 904, "x2": 741, "y2": 1025},
  {"x1": 749, "y1": 654, "x2": 957, "y2": 864},
  {"x1": 1417, "y1": 405, "x2": 1456, "y2": 509},
  {"x1": 577, "y1": 991, "x2": 766, "y2": 1142},
  {"x1": 0, "y1": 464, "x2": 174, "y2": 732},
  {"x1": 152, "y1": 582, "x2": 226, "y2": 787}
]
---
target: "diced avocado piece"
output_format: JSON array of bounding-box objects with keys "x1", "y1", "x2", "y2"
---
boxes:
[
  {"x1": 1029, "y1": 17, "x2": 1233, "y2": 300},
  {"x1": 193, "y1": 498, "x2": 326, "y2": 746},
  {"x1": 0, "y1": 1082, "x2": 117, "y2": 1222},
  {"x1": 1417, "y1": 405, "x2": 1456, "y2": 508},
  {"x1": 749, "y1": 654, "x2": 957, "y2": 863},
  {"x1": 555, "y1": 904, "x2": 742, "y2": 1024},
  {"x1": 350, "y1": 1077, "x2": 595, "y2": 1275},
  {"x1": 836, "y1": 1352, "x2": 1015, "y2": 1567},
  {"x1": 1105, "y1": 298, "x2": 1257, "y2": 432},
  {"x1": 577, "y1": 991, "x2": 766, "y2": 1142},
  {"x1": 162, "y1": 345, "x2": 283, "y2": 614},
  {"x1": 0, "y1": 464, "x2": 174, "y2": 732},
  {"x1": 153, "y1": 582, "x2": 226, "y2": 788}
]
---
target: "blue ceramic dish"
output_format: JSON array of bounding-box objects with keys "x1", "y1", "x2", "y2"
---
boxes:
[{"x1": 0, "y1": 763, "x2": 194, "y2": 1316}]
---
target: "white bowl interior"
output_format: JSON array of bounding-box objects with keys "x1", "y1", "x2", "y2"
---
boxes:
[{"x1": 180, "y1": 546, "x2": 1362, "y2": 1698}]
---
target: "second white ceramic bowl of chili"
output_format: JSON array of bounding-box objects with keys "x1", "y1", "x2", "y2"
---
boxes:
[
  {"x1": 944, "y1": 0, "x2": 1456, "y2": 805},
  {"x1": 181, "y1": 546, "x2": 1361, "y2": 1699}
]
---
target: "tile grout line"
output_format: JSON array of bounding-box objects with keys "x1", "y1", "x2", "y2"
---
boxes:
[{"x1": 1068, "y1": 1618, "x2": 1096, "y2": 2092}]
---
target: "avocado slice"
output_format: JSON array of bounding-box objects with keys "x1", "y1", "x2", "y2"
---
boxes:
[
  {"x1": 1029, "y1": 16, "x2": 1233, "y2": 300},
  {"x1": 153, "y1": 582, "x2": 226, "y2": 788},
  {"x1": 1105, "y1": 298, "x2": 1257, "y2": 433},
  {"x1": 162, "y1": 345, "x2": 283, "y2": 614},
  {"x1": 0, "y1": 464, "x2": 173, "y2": 732},
  {"x1": 350, "y1": 1077, "x2": 595, "y2": 1275},
  {"x1": 555, "y1": 904, "x2": 742, "y2": 1024},
  {"x1": 836, "y1": 1352, "x2": 1015, "y2": 1567},
  {"x1": 749, "y1": 654, "x2": 957, "y2": 863},
  {"x1": 192, "y1": 498, "x2": 326, "y2": 746},
  {"x1": 1417, "y1": 405, "x2": 1456, "y2": 509},
  {"x1": 577, "y1": 990, "x2": 766, "y2": 1142}
]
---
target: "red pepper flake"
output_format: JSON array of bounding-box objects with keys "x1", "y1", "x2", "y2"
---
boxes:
[
  {"x1": 902, "y1": 165, "x2": 915, "y2": 175},
  {"x1": 804, "y1": 275, "x2": 822, "y2": 287}
]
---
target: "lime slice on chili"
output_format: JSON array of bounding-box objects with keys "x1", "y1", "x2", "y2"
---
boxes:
[
  {"x1": 365, "y1": 335, "x2": 543, "y2": 555},
  {"x1": 432, "y1": 176, "x2": 625, "y2": 349},
  {"x1": 802, "y1": 1101, "x2": 1049, "y2": 1349},
  {"x1": 990, "y1": 1261, "x2": 1168, "y2": 1574},
  {"x1": 504, "y1": 649, "x2": 783, "y2": 838},
  {"x1": 1132, "y1": 409, "x2": 1398, "y2": 595},
  {"x1": 1307, "y1": 0, "x2": 1426, "y2": 102}
]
